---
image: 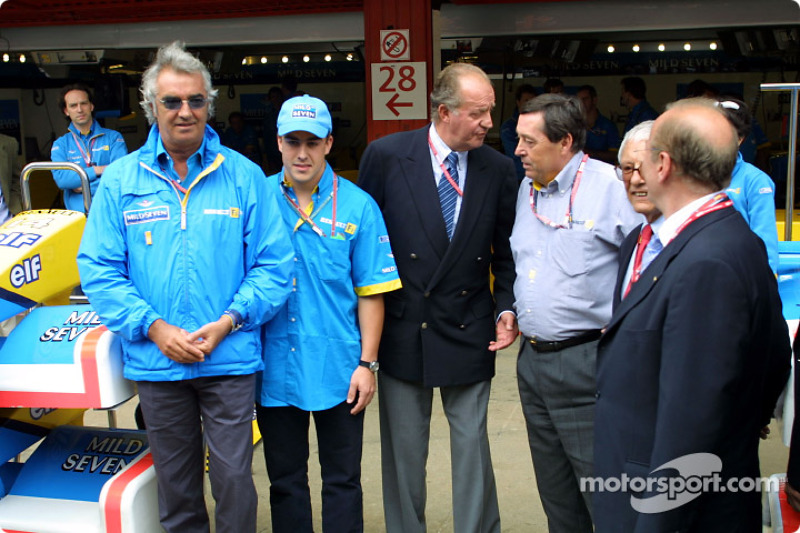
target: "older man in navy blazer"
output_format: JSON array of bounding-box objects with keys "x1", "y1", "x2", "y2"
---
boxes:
[
  {"x1": 594, "y1": 98, "x2": 790, "y2": 532},
  {"x1": 358, "y1": 63, "x2": 517, "y2": 533}
]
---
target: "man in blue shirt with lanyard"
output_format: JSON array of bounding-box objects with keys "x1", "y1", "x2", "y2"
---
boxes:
[
  {"x1": 51, "y1": 83, "x2": 128, "y2": 212},
  {"x1": 257, "y1": 95, "x2": 402, "y2": 533},
  {"x1": 511, "y1": 93, "x2": 640, "y2": 532}
]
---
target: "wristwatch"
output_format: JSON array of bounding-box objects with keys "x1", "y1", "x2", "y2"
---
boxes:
[
  {"x1": 223, "y1": 309, "x2": 243, "y2": 332},
  {"x1": 359, "y1": 360, "x2": 379, "y2": 373}
]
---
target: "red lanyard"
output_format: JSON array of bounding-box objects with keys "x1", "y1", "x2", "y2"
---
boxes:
[
  {"x1": 529, "y1": 154, "x2": 589, "y2": 229},
  {"x1": 427, "y1": 135, "x2": 463, "y2": 197},
  {"x1": 673, "y1": 193, "x2": 733, "y2": 238},
  {"x1": 70, "y1": 131, "x2": 96, "y2": 167},
  {"x1": 280, "y1": 173, "x2": 339, "y2": 238},
  {"x1": 158, "y1": 164, "x2": 189, "y2": 195}
]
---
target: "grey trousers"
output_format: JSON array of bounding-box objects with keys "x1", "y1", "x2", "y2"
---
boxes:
[
  {"x1": 517, "y1": 339, "x2": 597, "y2": 533},
  {"x1": 137, "y1": 374, "x2": 257, "y2": 533},
  {"x1": 378, "y1": 372, "x2": 500, "y2": 533}
]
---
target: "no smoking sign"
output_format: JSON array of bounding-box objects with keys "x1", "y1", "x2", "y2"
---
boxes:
[{"x1": 380, "y1": 30, "x2": 410, "y2": 61}]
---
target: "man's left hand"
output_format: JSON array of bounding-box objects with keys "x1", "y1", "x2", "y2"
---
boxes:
[
  {"x1": 489, "y1": 313, "x2": 518, "y2": 351},
  {"x1": 187, "y1": 317, "x2": 233, "y2": 355},
  {"x1": 347, "y1": 366, "x2": 376, "y2": 415}
]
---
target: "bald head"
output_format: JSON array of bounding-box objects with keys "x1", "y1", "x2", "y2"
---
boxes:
[{"x1": 649, "y1": 98, "x2": 738, "y2": 192}]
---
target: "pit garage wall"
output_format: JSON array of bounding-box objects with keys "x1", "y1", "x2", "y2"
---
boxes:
[
  {"x1": 2, "y1": 0, "x2": 797, "y2": 50},
  {"x1": 16, "y1": 67, "x2": 798, "y2": 177}
]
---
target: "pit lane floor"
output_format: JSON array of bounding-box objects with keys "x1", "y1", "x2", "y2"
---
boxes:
[{"x1": 87, "y1": 343, "x2": 790, "y2": 532}]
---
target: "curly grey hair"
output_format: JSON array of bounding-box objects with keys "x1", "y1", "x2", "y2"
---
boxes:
[{"x1": 139, "y1": 41, "x2": 218, "y2": 125}]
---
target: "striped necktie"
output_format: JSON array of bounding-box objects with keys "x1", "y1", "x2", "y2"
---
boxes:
[{"x1": 438, "y1": 152, "x2": 459, "y2": 239}]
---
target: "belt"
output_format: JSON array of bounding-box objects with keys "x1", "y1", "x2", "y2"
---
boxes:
[{"x1": 524, "y1": 330, "x2": 602, "y2": 353}]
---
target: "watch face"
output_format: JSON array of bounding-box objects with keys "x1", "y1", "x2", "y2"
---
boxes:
[{"x1": 361, "y1": 360, "x2": 379, "y2": 372}]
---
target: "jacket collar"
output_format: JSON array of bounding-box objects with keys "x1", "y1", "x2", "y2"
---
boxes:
[
  {"x1": 139, "y1": 123, "x2": 222, "y2": 169},
  {"x1": 604, "y1": 206, "x2": 735, "y2": 335},
  {"x1": 67, "y1": 120, "x2": 99, "y2": 138}
]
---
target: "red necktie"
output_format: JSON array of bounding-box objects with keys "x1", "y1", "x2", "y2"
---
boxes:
[{"x1": 624, "y1": 224, "x2": 652, "y2": 298}]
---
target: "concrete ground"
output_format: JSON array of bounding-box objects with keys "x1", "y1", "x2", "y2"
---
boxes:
[{"x1": 87, "y1": 343, "x2": 791, "y2": 532}]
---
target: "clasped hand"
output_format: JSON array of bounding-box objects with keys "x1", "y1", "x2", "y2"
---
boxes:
[{"x1": 147, "y1": 317, "x2": 233, "y2": 364}]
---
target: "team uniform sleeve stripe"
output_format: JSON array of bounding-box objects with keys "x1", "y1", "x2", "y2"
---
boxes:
[{"x1": 354, "y1": 278, "x2": 402, "y2": 296}]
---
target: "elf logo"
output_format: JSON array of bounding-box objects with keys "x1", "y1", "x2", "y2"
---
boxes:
[{"x1": 10, "y1": 254, "x2": 42, "y2": 288}]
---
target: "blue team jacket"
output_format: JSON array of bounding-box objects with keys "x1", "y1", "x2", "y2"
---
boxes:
[
  {"x1": 50, "y1": 121, "x2": 128, "y2": 212},
  {"x1": 77, "y1": 124, "x2": 295, "y2": 381}
]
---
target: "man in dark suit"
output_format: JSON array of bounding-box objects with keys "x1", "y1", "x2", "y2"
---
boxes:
[
  {"x1": 786, "y1": 333, "x2": 800, "y2": 511},
  {"x1": 358, "y1": 63, "x2": 518, "y2": 533},
  {"x1": 594, "y1": 98, "x2": 791, "y2": 532}
]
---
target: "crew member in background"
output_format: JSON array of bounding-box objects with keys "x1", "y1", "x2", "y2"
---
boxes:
[
  {"x1": 621, "y1": 76, "x2": 659, "y2": 134},
  {"x1": 51, "y1": 83, "x2": 128, "y2": 212},
  {"x1": 577, "y1": 84, "x2": 620, "y2": 165},
  {"x1": 0, "y1": 133, "x2": 20, "y2": 221},
  {"x1": 221, "y1": 111, "x2": 260, "y2": 165},
  {"x1": 501, "y1": 84, "x2": 537, "y2": 181},
  {"x1": 543, "y1": 78, "x2": 565, "y2": 94},
  {"x1": 257, "y1": 95, "x2": 401, "y2": 533},
  {"x1": 715, "y1": 97, "x2": 779, "y2": 274}
]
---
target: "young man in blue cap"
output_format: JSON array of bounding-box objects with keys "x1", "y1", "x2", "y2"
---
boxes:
[{"x1": 257, "y1": 95, "x2": 402, "y2": 532}]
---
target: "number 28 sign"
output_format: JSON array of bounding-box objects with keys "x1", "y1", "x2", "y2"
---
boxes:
[{"x1": 371, "y1": 62, "x2": 427, "y2": 121}]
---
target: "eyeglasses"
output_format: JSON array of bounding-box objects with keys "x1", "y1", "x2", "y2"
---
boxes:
[
  {"x1": 159, "y1": 96, "x2": 208, "y2": 110},
  {"x1": 615, "y1": 164, "x2": 642, "y2": 181}
]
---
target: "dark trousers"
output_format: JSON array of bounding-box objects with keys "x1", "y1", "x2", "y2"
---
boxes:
[
  {"x1": 137, "y1": 374, "x2": 257, "y2": 533},
  {"x1": 517, "y1": 339, "x2": 596, "y2": 533},
  {"x1": 256, "y1": 401, "x2": 365, "y2": 533}
]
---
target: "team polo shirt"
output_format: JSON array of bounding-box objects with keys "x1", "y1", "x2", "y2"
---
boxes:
[{"x1": 259, "y1": 164, "x2": 402, "y2": 411}]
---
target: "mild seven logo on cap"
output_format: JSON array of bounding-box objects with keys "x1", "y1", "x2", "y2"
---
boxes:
[{"x1": 292, "y1": 103, "x2": 317, "y2": 119}]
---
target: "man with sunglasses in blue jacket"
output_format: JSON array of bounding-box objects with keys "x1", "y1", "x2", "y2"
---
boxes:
[{"x1": 77, "y1": 41, "x2": 295, "y2": 533}]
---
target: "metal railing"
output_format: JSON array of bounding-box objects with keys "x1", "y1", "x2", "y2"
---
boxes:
[{"x1": 19, "y1": 161, "x2": 92, "y2": 214}]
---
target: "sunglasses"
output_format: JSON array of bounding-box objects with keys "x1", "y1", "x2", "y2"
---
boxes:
[{"x1": 159, "y1": 96, "x2": 208, "y2": 111}]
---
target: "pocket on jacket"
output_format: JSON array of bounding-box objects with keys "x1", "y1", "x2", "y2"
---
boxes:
[{"x1": 315, "y1": 237, "x2": 350, "y2": 282}]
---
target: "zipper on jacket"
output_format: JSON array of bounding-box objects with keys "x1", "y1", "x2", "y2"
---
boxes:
[{"x1": 139, "y1": 153, "x2": 224, "y2": 230}]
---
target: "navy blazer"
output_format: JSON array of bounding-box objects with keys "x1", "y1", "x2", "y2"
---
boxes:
[
  {"x1": 358, "y1": 126, "x2": 517, "y2": 387},
  {"x1": 594, "y1": 206, "x2": 790, "y2": 532},
  {"x1": 787, "y1": 332, "x2": 800, "y2": 488}
]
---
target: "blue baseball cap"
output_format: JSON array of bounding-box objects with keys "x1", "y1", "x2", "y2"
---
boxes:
[{"x1": 277, "y1": 95, "x2": 332, "y2": 138}]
